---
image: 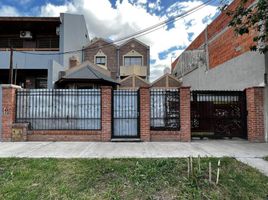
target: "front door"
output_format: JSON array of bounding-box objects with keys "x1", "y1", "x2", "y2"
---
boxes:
[{"x1": 112, "y1": 90, "x2": 139, "y2": 138}]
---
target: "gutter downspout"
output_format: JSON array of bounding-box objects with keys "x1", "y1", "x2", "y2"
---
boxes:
[{"x1": 117, "y1": 48, "x2": 120, "y2": 82}]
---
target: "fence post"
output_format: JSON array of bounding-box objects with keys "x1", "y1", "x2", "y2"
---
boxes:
[
  {"x1": 245, "y1": 87, "x2": 265, "y2": 142},
  {"x1": 139, "y1": 86, "x2": 150, "y2": 142},
  {"x1": 180, "y1": 87, "x2": 191, "y2": 142},
  {"x1": 1, "y1": 85, "x2": 21, "y2": 142},
  {"x1": 101, "y1": 86, "x2": 112, "y2": 142}
]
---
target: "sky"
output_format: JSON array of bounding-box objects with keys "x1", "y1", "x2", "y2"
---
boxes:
[{"x1": 0, "y1": 0, "x2": 220, "y2": 81}]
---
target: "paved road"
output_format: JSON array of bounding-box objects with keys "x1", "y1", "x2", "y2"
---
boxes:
[{"x1": 0, "y1": 140, "x2": 268, "y2": 175}]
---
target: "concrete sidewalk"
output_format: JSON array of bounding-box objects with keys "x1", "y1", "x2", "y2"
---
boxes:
[
  {"x1": 0, "y1": 140, "x2": 268, "y2": 175},
  {"x1": 0, "y1": 140, "x2": 267, "y2": 158}
]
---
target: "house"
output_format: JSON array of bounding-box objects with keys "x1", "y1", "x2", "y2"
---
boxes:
[
  {"x1": 171, "y1": 0, "x2": 267, "y2": 91},
  {"x1": 83, "y1": 38, "x2": 150, "y2": 85},
  {"x1": 0, "y1": 13, "x2": 89, "y2": 89}
]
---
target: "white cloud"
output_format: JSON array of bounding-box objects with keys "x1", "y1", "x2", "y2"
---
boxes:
[
  {"x1": 37, "y1": 0, "x2": 218, "y2": 81},
  {"x1": 0, "y1": 5, "x2": 20, "y2": 16}
]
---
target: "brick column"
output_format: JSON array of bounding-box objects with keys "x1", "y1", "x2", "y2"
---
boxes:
[
  {"x1": 2, "y1": 85, "x2": 21, "y2": 142},
  {"x1": 139, "y1": 87, "x2": 150, "y2": 142},
  {"x1": 101, "y1": 86, "x2": 112, "y2": 142},
  {"x1": 180, "y1": 87, "x2": 191, "y2": 142},
  {"x1": 246, "y1": 87, "x2": 265, "y2": 142}
]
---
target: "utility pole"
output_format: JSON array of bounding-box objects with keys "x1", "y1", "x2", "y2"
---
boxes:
[{"x1": 8, "y1": 47, "x2": 14, "y2": 84}]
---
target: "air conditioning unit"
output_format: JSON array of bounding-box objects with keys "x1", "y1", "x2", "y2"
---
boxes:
[{"x1": 20, "y1": 31, "x2": 33, "y2": 39}]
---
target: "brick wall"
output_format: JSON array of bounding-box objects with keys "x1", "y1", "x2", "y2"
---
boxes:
[
  {"x1": 119, "y1": 39, "x2": 149, "y2": 67},
  {"x1": 3, "y1": 85, "x2": 264, "y2": 143},
  {"x1": 83, "y1": 39, "x2": 118, "y2": 80},
  {"x1": 139, "y1": 87, "x2": 151, "y2": 141},
  {"x1": 1, "y1": 85, "x2": 19, "y2": 142},
  {"x1": 246, "y1": 87, "x2": 265, "y2": 142},
  {"x1": 181, "y1": 0, "x2": 257, "y2": 69}
]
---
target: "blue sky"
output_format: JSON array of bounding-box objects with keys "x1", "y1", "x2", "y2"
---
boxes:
[{"x1": 0, "y1": 0, "x2": 220, "y2": 80}]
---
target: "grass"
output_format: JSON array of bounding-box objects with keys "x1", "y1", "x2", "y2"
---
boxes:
[
  {"x1": 264, "y1": 157, "x2": 268, "y2": 161},
  {"x1": 0, "y1": 158, "x2": 267, "y2": 200}
]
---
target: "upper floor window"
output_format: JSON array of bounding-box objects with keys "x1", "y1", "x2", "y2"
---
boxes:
[
  {"x1": 124, "y1": 56, "x2": 142, "y2": 66},
  {"x1": 95, "y1": 56, "x2": 106, "y2": 66}
]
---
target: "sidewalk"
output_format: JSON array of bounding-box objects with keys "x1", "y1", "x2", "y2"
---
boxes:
[{"x1": 0, "y1": 140, "x2": 268, "y2": 175}]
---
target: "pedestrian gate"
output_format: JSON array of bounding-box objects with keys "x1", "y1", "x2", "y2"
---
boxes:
[
  {"x1": 112, "y1": 90, "x2": 140, "y2": 138},
  {"x1": 191, "y1": 91, "x2": 247, "y2": 139}
]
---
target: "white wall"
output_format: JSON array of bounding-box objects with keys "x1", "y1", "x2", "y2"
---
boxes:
[
  {"x1": 60, "y1": 13, "x2": 90, "y2": 68},
  {"x1": 179, "y1": 51, "x2": 265, "y2": 90}
]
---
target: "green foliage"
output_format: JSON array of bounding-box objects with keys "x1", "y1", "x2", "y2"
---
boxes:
[
  {"x1": 221, "y1": 0, "x2": 268, "y2": 53},
  {"x1": 0, "y1": 158, "x2": 268, "y2": 199}
]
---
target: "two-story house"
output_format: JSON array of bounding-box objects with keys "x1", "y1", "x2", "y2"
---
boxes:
[
  {"x1": 0, "y1": 13, "x2": 89, "y2": 89},
  {"x1": 82, "y1": 37, "x2": 150, "y2": 88}
]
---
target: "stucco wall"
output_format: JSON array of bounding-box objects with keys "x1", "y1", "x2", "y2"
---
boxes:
[
  {"x1": 181, "y1": 51, "x2": 265, "y2": 90},
  {"x1": 60, "y1": 13, "x2": 90, "y2": 68},
  {"x1": 0, "y1": 51, "x2": 60, "y2": 70}
]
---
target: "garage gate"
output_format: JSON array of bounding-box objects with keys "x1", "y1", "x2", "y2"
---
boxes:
[{"x1": 191, "y1": 91, "x2": 247, "y2": 139}]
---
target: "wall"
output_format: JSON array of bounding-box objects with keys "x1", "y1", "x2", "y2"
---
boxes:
[
  {"x1": 0, "y1": 50, "x2": 60, "y2": 70},
  {"x1": 83, "y1": 40, "x2": 118, "y2": 79},
  {"x1": 60, "y1": 13, "x2": 90, "y2": 68},
  {"x1": 181, "y1": 51, "x2": 265, "y2": 90},
  {"x1": 49, "y1": 60, "x2": 65, "y2": 88},
  {"x1": 184, "y1": 0, "x2": 256, "y2": 69},
  {"x1": 172, "y1": 0, "x2": 263, "y2": 91}
]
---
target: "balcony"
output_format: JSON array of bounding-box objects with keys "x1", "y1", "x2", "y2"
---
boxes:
[
  {"x1": 120, "y1": 65, "x2": 147, "y2": 77},
  {"x1": 0, "y1": 50, "x2": 61, "y2": 70}
]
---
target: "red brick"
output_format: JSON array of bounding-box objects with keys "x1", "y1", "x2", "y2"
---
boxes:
[{"x1": 246, "y1": 87, "x2": 265, "y2": 142}]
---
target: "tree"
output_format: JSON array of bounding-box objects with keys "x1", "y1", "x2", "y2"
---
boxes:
[{"x1": 221, "y1": 0, "x2": 268, "y2": 53}]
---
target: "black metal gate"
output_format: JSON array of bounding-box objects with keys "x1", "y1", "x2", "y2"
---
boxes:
[
  {"x1": 191, "y1": 91, "x2": 247, "y2": 139},
  {"x1": 112, "y1": 90, "x2": 140, "y2": 138}
]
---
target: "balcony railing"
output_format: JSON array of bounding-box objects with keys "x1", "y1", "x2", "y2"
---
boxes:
[{"x1": 120, "y1": 65, "x2": 147, "y2": 77}]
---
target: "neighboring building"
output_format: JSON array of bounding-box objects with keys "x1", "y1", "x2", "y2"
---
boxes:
[
  {"x1": 172, "y1": 0, "x2": 267, "y2": 91},
  {"x1": 0, "y1": 13, "x2": 89, "y2": 88},
  {"x1": 83, "y1": 38, "x2": 150, "y2": 82}
]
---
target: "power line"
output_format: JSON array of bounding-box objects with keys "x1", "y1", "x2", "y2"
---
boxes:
[{"x1": 16, "y1": 0, "x2": 215, "y2": 56}]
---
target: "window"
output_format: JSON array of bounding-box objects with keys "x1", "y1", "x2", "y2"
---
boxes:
[
  {"x1": 95, "y1": 56, "x2": 106, "y2": 66},
  {"x1": 124, "y1": 56, "x2": 142, "y2": 66}
]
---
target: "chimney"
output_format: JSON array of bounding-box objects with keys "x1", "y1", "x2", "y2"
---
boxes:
[{"x1": 69, "y1": 56, "x2": 80, "y2": 68}]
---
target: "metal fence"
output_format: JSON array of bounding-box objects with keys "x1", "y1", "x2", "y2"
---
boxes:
[
  {"x1": 150, "y1": 89, "x2": 180, "y2": 130},
  {"x1": 16, "y1": 89, "x2": 101, "y2": 130},
  {"x1": 191, "y1": 90, "x2": 247, "y2": 138}
]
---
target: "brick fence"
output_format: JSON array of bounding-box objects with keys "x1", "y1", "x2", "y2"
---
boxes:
[
  {"x1": 1, "y1": 85, "x2": 266, "y2": 142},
  {"x1": 245, "y1": 87, "x2": 265, "y2": 142}
]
